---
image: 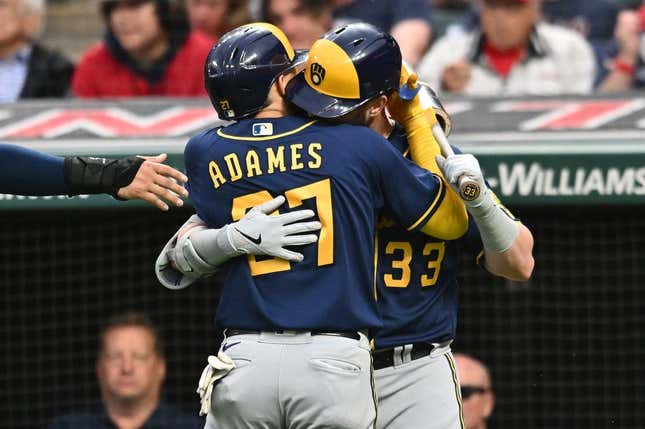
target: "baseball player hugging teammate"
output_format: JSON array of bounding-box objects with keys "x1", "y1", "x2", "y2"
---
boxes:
[{"x1": 157, "y1": 22, "x2": 534, "y2": 429}]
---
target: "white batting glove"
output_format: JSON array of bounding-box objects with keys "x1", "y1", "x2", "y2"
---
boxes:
[
  {"x1": 437, "y1": 153, "x2": 519, "y2": 252},
  {"x1": 223, "y1": 195, "x2": 321, "y2": 262},
  {"x1": 197, "y1": 352, "x2": 235, "y2": 416},
  {"x1": 436, "y1": 154, "x2": 487, "y2": 207}
]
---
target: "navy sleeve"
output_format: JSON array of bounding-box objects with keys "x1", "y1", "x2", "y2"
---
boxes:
[
  {"x1": 371, "y1": 136, "x2": 443, "y2": 231},
  {"x1": 0, "y1": 144, "x2": 68, "y2": 195},
  {"x1": 183, "y1": 132, "x2": 219, "y2": 227}
]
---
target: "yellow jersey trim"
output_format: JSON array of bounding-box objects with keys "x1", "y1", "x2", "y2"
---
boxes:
[
  {"x1": 217, "y1": 120, "x2": 318, "y2": 141},
  {"x1": 407, "y1": 174, "x2": 444, "y2": 231}
]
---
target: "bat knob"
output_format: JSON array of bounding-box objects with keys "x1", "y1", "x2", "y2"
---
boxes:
[{"x1": 460, "y1": 181, "x2": 481, "y2": 201}]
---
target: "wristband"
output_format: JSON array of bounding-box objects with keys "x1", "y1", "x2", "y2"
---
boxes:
[
  {"x1": 612, "y1": 58, "x2": 635, "y2": 76},
  {"x1": 63, "y1": 156, "x2": 144, "y2": 197}
]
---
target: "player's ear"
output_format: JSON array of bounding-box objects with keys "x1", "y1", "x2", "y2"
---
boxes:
[
  {"x1": 276, "y1": 69, "x2": 298, "y2": 98},
  {"x1": 366, "y1": 95, "x2": 387, "y2": 120}
]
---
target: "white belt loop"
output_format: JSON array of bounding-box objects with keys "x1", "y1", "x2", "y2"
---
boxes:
[
  {"x1": 402, "y1": 344, "x2": 413, "y2": 363},
  {"x1": 393, "y1": 346, "x2": 403, "y2": 366}
]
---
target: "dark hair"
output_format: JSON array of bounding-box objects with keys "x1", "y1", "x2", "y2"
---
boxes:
[
  {"x1": 261, "y1": 0, "x2": 332, "y2": 22},
  {"x1": 100, "y1": 0, "x2": 188, "y2": 34},
  {"x1": 98, "y1": 311, "x2": 165, "y2": 358}
]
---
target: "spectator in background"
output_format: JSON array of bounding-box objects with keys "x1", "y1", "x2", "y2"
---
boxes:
[
  {"x1": 541, "y1": 0, "x2": 621, "y2": 47},
  {"x1": 48, "y1": 312, "x2": 201, "y2": 429},
  {"x1": 598, "y1": 5, "x2": 645, "y2": 92},
  {"x1": 540, "y1": 0, "x2": 628, "y2": 89},
  {"x1": 261, "y1": 0, "x2": 334, "y2": 50},
  {"x1": 72, "y1": 0, "x2": 212, "y2": 97},
  {"x1": 332, "y1": 0, "x2": 433, "y2": 65},
  {"x1": 0, "y1": 0, "x2": 74, "y2": 102},
  {"x1": 417, "y1": 0, "x2": 596, "y2": 96},
  {"x1": 454, "y1": 353, "x2": 495, "y2": 429},
  {"x1": 185, "y1": 0, "x2": 251, "y2": 43}
]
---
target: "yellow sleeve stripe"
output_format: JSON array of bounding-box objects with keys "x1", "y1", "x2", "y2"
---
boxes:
[
  {"x1": 217, "y1": 120, "x2": 318, "y2": 141},
  {"x1": 407, "y1": 174, "x2": 445, "y2": 231}
]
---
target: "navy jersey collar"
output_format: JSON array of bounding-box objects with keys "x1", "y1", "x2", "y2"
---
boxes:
[{"x1": 217, "y1": 115, "x2": 316, "y2": 141}]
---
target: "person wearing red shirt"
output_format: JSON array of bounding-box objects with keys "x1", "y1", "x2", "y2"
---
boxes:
[{"x1": 73, "y1": 0, "x2": 212, "y2": 98}]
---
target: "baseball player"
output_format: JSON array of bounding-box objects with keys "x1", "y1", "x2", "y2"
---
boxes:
[
  {"x1": 173, "y1": 22, "x2": 469, "y2": 429},
  {"x1": 0, "y1": 143, "x2": 187, "y2": 210},
  {"x1": 286, "y1": 25, "x2": 535, "y2": 429},
  {"x1": 159, "y1": 23, "x2": 534, "y2": 429}
]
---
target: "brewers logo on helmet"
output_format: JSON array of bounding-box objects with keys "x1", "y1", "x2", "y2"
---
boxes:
[
  {"x1": 204, "y1": 22, "x2": 307, "y2": 121},
  {"x1": 285, "y1": 23, "x2": 402, "y2": 119}
]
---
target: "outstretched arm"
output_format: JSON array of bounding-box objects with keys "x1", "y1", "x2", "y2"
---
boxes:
[{"x1": 0, "y1": 144, "x2": 187, "y2": 210}]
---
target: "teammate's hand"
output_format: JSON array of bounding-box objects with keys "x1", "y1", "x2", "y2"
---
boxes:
[
  {"x1": 436, "y1": 154, "x2": 487, "y2": 206},
  {"x1": 227, "y1": 195, "x2": 321, "y2": 262},
  {"x1": 116, "y1": 153, "x2": 189, "y2": 211}
]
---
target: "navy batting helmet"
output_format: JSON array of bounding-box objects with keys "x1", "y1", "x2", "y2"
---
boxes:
[
  {"x1": 285, "y1": 23, "x2": 402, "y2": 119},
  {"x1": 204, "y1": 22, "x2": 307, "y2": 120}
]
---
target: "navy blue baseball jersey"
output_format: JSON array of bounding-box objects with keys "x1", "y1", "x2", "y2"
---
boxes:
[
  {"x1": 373, "y1": 126, "x2": 487, "y2": 349},
  {"x1": 184, "y1": 115, "x2": 448, "y2": 332}
]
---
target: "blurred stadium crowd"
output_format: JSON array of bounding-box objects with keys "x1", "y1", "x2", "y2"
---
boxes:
[{"x1": 3, "y1": 0, "x2": 645, "y2": 104}]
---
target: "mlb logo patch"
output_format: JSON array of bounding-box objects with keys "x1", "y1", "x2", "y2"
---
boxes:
[{"x1": 252, "y1": 123, "x2": 274, "y2": 136}]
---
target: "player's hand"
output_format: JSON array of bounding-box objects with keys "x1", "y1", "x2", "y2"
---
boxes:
[
  {"x1": 116, "y1": 153, "x2": 189, "y2": 211},
  {"x1": 227, "y1": 195, "x2": 321, "y2": 262},
  {"x1": 441, "y1": 60, "x2": 471, "y2": 93},
  {"x1": 436, "y1": 153, "x2": 487, "y2": 206}
]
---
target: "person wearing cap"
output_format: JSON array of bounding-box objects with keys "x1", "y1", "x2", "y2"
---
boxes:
[
  {"x1": 167, "y1": 20, "x2": 479, "y2": 428},
  {"x1": 285, "y1": 23, "x2": 533, "y2": 429},
  {"x1": 417, "y1": 0, "x2": 596, "y2": 95},
  {"x1": 159, "y1": 21, "x2": 533, "y2": 429},
  {"x1": 72, "y1": 0, "x2": 212, "y2": 97},
  {"x1": 454, "y1": 353, "x2": 495, "y2": 429}
]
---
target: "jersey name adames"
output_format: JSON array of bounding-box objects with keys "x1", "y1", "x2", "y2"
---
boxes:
[{"x1": 184, "y1": 115, "x2": 445, "y2": 332}]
